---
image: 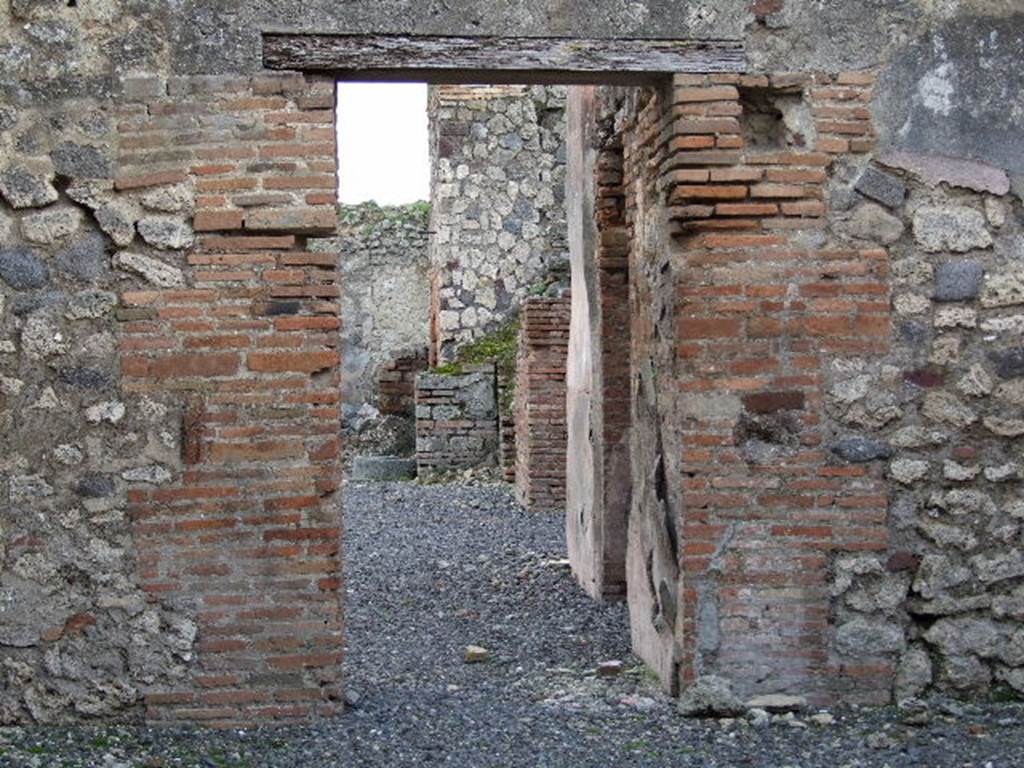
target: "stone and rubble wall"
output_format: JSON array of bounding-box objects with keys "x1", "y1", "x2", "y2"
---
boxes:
[
  {"x1": 1, "y1": 0, "x2": 1024, "y2": 727},
  {"x1": 109, "y1": 74, "x2": 345, "y2": 726},
  {"x1": 428, "y1": 84, "x2": 568, "y2": 363},
  {"x1": 0, "y1": 26, "x2": 344, "y2": 721},
  {"x1": 415, "y1": 365, "x2": 499, "y2": 475},
  {"x1": 330, "y1": 203, "x2": 430, "y2": 420},
  {"x1": 514, "y1": 297, "x2": 571, "y2": 512},
  {"x1": 577, "y1": 63, "x2": 1024, "y2": 707},
  {"x1": 823, "y1": 149, "x2": 1024, "y2": 700}
]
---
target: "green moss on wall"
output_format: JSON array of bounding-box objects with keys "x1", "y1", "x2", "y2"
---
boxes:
[
  {"x1": 431, "y1": 319, "x2": 521, "y2": 417},
  {"x1": 337, "y1": 200, "x2": 430, "y2": 237}
]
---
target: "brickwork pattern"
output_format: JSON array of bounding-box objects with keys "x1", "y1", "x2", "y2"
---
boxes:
[
  {"x1": 1, "y1": 0, "x2": 1022, "y2": 730},
  {"x1": 514, "y1": 298, "x2": 571, "y2": 511},
  {"x1": 614, "y1": 72, "x2": 894, "y2": 705},
  {"x1": 115, "y1": 73, "x2": 344, "y2": 724},
  {"x1": 595, "y1": 137, "x2": 632, "y2": 598},
  {"x1": 498, "y1": 382, "x2": 518, "y2": 484},
  {"x1": 378, "y1": 349, "x2": 430, "y2": 417},
  {"x1": 668, "y1": 73, "x2": 889, "y2": 705}
]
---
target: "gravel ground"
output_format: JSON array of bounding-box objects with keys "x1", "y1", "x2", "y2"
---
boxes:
[{"x1": 3, "y1": 481, "x2": 1024, "y2": 767}]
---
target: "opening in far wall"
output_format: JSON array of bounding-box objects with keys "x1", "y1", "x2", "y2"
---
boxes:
[{"x1": 336, "y1": 82, "x2": 430, "y2": 204}]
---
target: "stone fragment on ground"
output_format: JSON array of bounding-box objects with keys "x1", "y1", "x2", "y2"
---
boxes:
[
  {"x1": 351, "y1": 455, "x2": 417, "y2": 482},
  {"x1": 747, "y1": 707, "x2": 771, "y2": 728},
  {"x1": 464, "y1": 645, "x2": 491, "y2": 663},
  {"x1": 677, "y1": 675, "x2": 746, "y2": 718},
  {"x1": 745, "y1": 694, "x2": 807, "y2": 713},
  {"x1": 899, "y1": 697, "x2": 932, "y2": 726},
  {"x1": 596, "y1": 660, "x2": 625, "y2": 677}
]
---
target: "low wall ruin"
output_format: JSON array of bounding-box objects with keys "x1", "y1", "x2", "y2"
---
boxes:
[{"x1": 415, "y1": 365, "x2": 500, "y2": 475}]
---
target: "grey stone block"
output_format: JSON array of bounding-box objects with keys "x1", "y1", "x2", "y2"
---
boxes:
[
  {"x1": 60, "y1": 367, "x2": 113, "y2": 390},
  {"x1": 13, "y1": 291, "x2": 66, "y2": 315},
  {"x1": 0, "y1": 247, "x2": 50, "y2": 290},
  {"x1": 914, "y1": 206, "x2": 992, "y2": 253},
  {"x1": 57, "y1": 234, "x2": 109, "y2": 282},
  {"x1": 934, "y1": 260, "x2": 983, "y2": 302},
  {"x1": 831, "y1": 437, "x2": 894, "y2": 463},
  {"x1": 20, "y1": 206, "x2": 82, "y2": 244},
  {"x1": 77, "y1": 474, "x2": 117, "y2": 498},
  {"x1": 95, "y1": 202, "x2": 137, "y2": 246},
  {"x1": 829, "y1": 185, "x2": 859, "y2": 212},
  {"x1": 842, "y1": 202, "x2": 904, "y2": 245},
  {"x1": 351, "y1": 455, "x2": 417, "y2": 482},
  {"x1": 0, "y1": 166, "x2": 58, "y2": 209},
  {"x1": 64, "y1": 290, "x2": 117, "y2": 321},
  {"x1": 855, "y1": 166, "x2": 906, "y2": 208},
  {"x1": 416, "y1": 436, "x2": 441, "y2": 453},
  {"x1": 51, "y1": 141, "x2": 112, "y2": 179},
  {"x1": 137, "y1": 216, "x2": 194, "y2": 250},
  {"x1": 989, "y1": 347, "x2": 1024, "y2": 379},
  {"x1": 432, "y1": 405, "x2": 461, "y2": 421},
  {"x1": 897, "y1": 320, "x2": 931, "y2": 346},
  {"x1": 0, "y1": 106, "x2": 16, "y2": 132}
]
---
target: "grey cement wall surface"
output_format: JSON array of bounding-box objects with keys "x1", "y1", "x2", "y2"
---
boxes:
[{"x1": 876, "y1": 15, "x2": 1024, "y2": 175}]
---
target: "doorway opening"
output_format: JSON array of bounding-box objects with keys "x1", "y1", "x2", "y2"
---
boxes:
[
  {"x1": 259, "y1": 31, "x2": 746, "y2": 715},
  {"x1": 329, "y1": 75, "x2": 640, "y2": 718},
  {"x1": 104, "y1": 31, "x2": 748, "y2": 728}
]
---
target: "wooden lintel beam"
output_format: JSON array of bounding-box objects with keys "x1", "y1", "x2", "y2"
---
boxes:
[{"x1": 262, "y1": 34, "x2": 746, "y2": 83}]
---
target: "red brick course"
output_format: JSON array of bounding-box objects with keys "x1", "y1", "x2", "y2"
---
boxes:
[
  {"x1": 377, "y1": 349, "x2": 430, "y2": 417},
  {"x1": 616, "y1": 71, "x2": 891, "y2": 705},
  {"x1": 514, "y1": 298, "x2": 572, "y2": 512},
  {"x1": 116, "y1": 72, "x2": 343, "y2": 725},
  {"x1": 595, "y1": 140, "x2": 632, "y2": 599}
]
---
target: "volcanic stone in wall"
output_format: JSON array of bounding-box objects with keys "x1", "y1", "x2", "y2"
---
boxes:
[
  {"x1": 415, "y1": 365, "x2": 499, "y2": 474},
  {"x1": 428, "y1": 85, "x2": 568, "y2": 362},
  {"x1": 826, "y1": 152, "x2": 1024, "y2": 701}
]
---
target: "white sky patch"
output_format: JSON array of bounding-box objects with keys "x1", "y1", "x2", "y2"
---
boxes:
[{"x1": 336, "y1": 82, "x2": 430, "y2": 205}]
